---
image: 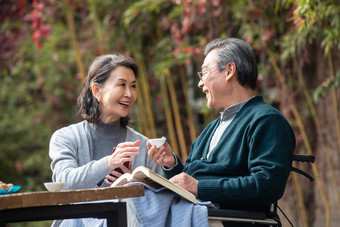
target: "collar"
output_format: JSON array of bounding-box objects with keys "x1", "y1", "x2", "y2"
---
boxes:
[
  {"x1": 220, "y1": 98, "x2": 252, "y2": 122},
  {"x1": 89, "y1": 120, "x2": 125, "y2": 138}
]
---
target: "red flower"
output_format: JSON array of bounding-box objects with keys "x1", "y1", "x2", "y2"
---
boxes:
[{"x1": 252, "y1": 10, "x2": 263, "y2": 20}]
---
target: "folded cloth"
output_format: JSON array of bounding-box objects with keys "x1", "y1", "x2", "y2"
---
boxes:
[{"x1": 130, "y1": 182, "x2": 217, "y2": 227}]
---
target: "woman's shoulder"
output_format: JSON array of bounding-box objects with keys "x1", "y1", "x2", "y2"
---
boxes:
[{"x1": 51, "y1": 121, "x2": 88, "y2": 140}]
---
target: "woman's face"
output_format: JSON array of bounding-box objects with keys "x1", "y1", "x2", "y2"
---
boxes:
[{"x1": 96, "y1": 66, "x2": 137, "y2": 123}]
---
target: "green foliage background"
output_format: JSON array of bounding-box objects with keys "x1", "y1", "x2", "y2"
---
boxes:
[{"x1": 1, "y1": 0, "x2": 340, "y2": 226}]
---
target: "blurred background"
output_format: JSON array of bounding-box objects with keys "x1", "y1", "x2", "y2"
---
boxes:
[{"x1": 1, "y1": 0, "x2": 339, "y2": 226}]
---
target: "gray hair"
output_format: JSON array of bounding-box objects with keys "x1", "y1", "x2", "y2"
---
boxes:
[{"x1": 204, "y1": 38, "x2": 258, "y2": 90}]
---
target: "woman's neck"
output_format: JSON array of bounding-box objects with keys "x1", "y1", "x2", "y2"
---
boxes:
[{"x1": 89, "y1": 120, "x2": 125, "y2": 138}]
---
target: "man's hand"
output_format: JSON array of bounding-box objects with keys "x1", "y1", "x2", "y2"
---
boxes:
[
  {"x1": 169, "y1": 172, "x2": 198, "y2": 197},
  {"x1": 147, "y1": 137, "x2": 176, "y2": 168}
]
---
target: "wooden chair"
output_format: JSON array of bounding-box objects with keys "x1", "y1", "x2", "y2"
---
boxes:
[{"x1": 207, "y1": 154, "x2": 315, "y2": 226}]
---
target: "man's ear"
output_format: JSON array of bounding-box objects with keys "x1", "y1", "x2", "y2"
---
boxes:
[
  {"x1": 91, "y1": 83, "x2": 101, "y2": 102},
  {"x1": 225, "y1": 62, "x2": 236, "y2": 80}
]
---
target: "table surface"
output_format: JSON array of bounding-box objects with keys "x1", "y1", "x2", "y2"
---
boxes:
[{"x1": 0, "y1": 184, "x2": 145, "y2": 211}]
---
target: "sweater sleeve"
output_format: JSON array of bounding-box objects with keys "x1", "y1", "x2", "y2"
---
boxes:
[
  {"x1": 163, "y1": 154, "x2": 184, "y2": 179},
  {"x1": 197, "y1": 114, "x2": 295, "y2": 208},
  {"x1": 49, "y1": 126, "x2": 112, "y2": 190}
]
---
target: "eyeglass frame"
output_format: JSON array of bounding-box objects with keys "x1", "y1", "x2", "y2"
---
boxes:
[{"x1": 197, "y1": 65, "x2": 220, "y2": 81}]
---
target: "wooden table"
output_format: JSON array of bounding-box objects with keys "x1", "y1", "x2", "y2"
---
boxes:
[{"x1": 0, "y1": 184, "x2": 144, "y2": 227}]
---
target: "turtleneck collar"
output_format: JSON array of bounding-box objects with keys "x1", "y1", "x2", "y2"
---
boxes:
[{"x1": 89, "y1": 120, "x2": 126, "y2": 138}]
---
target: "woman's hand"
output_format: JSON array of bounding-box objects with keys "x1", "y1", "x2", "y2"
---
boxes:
[
  {"x1": 147, "y1": 137, "x2": 176, "y2": 168},
  {"x1": 106, "y1": 140, "x2": 140, "y2": 172},
  {"x1": 104, "y1": 164, "x2": 131, "y2": 185}
]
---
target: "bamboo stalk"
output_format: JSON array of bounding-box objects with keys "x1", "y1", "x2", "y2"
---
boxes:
[
  {"x1": 290, "y1": 100, "x2": 331, "y2": 227},
  {"x1": 180, "y1": 68, "x2": 196, "y2": 142},
  {"x1": 251, "y1": 20, "x2": 331, "y2": 224},
  {"x1": 136, "y1": 83, "x2": 151, "y2": 138},
  {"x1": 135, "y1": 53, "x2": 157, "y2": 138},
  {"x1": 160, "y1": 75, "x2": 180, "y2": 158},
  {"x1": 165, "y1": 69, "x2": 188, "y2": 160},
  {"x1": 264, "y1": 45, "x2": 331, "y2": 227},
  {"x1": 296, "y1": 58, "x2": 340, "y2": 211},
  {"x1": 88, "y1": 0, "x2": 105, "y2": 55},
  {"x1": 64, "y1": 0, "x2": 86, "y2": 82},
  {"x1": 292, "y1": 169, "x2": 308, "y2": 227},
  {"x1": 327, "y1": 53, "x2": 340, "y2": 154}
]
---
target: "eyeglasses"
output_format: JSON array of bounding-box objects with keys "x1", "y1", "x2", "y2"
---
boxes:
[{"x1": 197, "y1": 65, "x2": 219, "y2": 81}]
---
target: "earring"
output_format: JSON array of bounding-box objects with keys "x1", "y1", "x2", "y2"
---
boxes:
[{"x1": 97, "y1": 98, "x2": 101, "y2": 103}]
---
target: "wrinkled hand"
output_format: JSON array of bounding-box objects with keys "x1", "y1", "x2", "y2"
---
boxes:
[
  {"x1": 106, "y1": 140, "x2": 140, "y2": 172},
  {"x1": 169, "y1": 172, "x2": 198, "y2": 197},
  {"x1": 147, "y1": 137, "x2": 175, "y2": 168},
  {"x1": 104, "y1": 164, "x2": 132, "y2": 185}
]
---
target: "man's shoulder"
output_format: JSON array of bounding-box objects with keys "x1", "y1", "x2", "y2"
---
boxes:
[
  {"x1": 244, "y1": 96, "x2": 283, "y2": 117},
  {"x1": 238, "y1": 97, "x2": 294, "y2": 135}
]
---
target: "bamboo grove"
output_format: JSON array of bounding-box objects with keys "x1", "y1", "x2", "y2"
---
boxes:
[{"x1": 1, "y1": 0, "x2": 340, "y2": 226}]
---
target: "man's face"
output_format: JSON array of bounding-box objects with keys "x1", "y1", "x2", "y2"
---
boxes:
[{"x1": 198, "y1": 49, "x2": 228, "y2": 109}]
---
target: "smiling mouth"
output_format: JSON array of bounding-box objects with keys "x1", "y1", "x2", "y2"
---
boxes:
[
  {"x1": 203, "y1": 89, "x2": 208, "y2": 95},
  {"x1": 119, "y1": 102, "x2": 130, "y2": 107}
]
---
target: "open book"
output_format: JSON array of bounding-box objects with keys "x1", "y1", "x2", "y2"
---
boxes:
[{"x1": 111, "y1": 166, "x2": 197, "y2": 204}]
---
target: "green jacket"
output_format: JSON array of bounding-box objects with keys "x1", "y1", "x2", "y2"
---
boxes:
[{"x1": 164, "y1": 96, "x2": 295, "y2": 210}]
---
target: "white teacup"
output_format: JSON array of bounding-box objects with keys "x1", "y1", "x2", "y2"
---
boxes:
[
  {"x1": 44, "y1": 182, "x2": 65, "y2": 192},
  {"x1": 148, "y1": 138, "x2": 166, "y2": 148}
]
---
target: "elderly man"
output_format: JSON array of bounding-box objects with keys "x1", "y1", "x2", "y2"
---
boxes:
[{"x1": 148, "y1": 38, "x2": 295, "y2": 214}]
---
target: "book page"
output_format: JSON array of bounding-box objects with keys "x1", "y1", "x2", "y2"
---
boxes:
[
  {"x1": 111, "y1": 173, "x2": 131, "y2": 187},
  {"x1": 111, "y1": 166, "x2": 197, "y2": 204},
  {"x1": 131, "y1": 172, "x2": 163, "y2": 189},
  {"x1": 111, "y1": 167, "x2": 161, "y2": 188}
]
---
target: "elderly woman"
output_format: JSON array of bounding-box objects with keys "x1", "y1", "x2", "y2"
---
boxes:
[{"x1": 49, "y1": 54, "x2": 162, "y2": 226}]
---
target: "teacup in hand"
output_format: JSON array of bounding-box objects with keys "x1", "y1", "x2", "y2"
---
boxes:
[{"x1": 148, "y1": 138, "x2": 166, "y2": 148}]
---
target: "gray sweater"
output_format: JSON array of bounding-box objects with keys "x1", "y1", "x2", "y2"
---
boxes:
[{"x1": 49, "y1": 120, "x2": 163, "y2": 190}]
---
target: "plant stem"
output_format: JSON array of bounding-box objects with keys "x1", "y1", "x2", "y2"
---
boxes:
[
  {"x1": 165, "y1": 69, "x2": 188, "y2": 160},
  {"x1": 135, "y1": 53, "x2": 157, "y2": 138},
  {"x1": 292, "y1": 169, "x2": 308, "y2": 227},
  {"x1": 180, "y1": 67, "x2": 196, "y2": 142},
  {"x1": 160, "y1": 75, "x2": 180, "y2": 158},
  {"x1": 264, "y1": 44, "x2": 331, "y2": 227},
  {"x1": 64, "y1": 0, "x2": 86, "y2": 82},
  {"x1": 327, "y1": 53, "x2": 340, "y2": 154},
  {"x1": 296, "y1": 57, "x2": 340, "y2": 212}
]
